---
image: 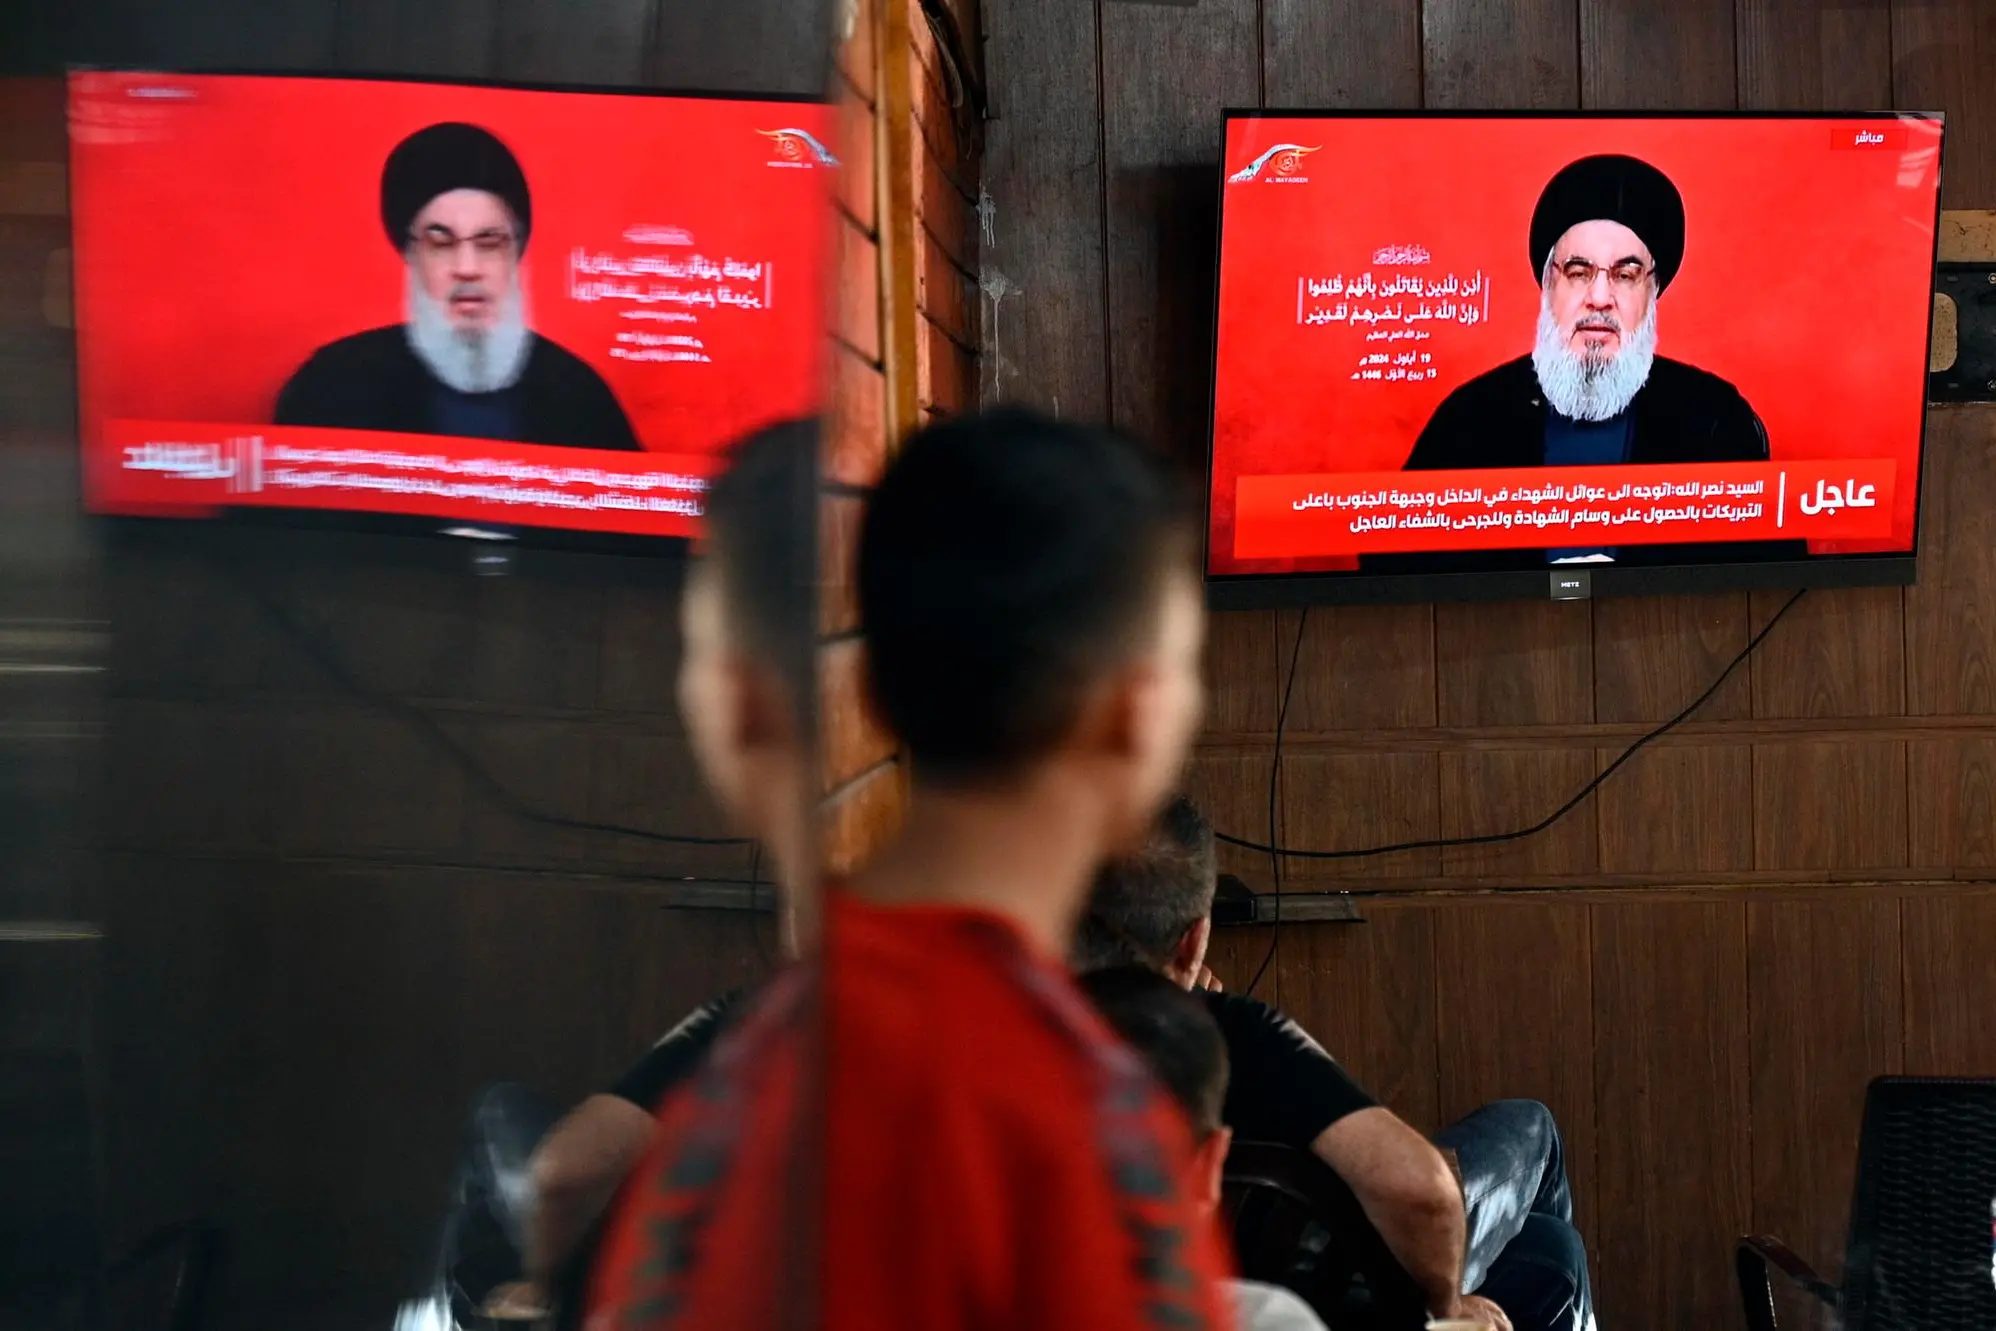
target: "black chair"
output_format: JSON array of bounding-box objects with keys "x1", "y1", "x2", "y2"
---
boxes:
[
  {"x1": 1738, "y1": 1076, "x2": 1996, "y2": 1331},
  {"x1": 1222, "y1": 1140, "x2": 1428, "y2": 1330}
]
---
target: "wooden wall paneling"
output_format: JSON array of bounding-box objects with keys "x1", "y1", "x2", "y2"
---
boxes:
[
  {"x1": 1592, "y1": 595, "x2": 1750, "y2": 725},
  {"x1": 1275, "y1": 904, "x2": 1441, "y2": 1133},
  {"x1": 828, "y1": 346, "x2": 889, "y2": 487},
  {"x1": 838, "y1": 215, "x2": 885, "y2": 364},
  {"x1": 1184, "y1": 750, "x2": 1279, "y2": 889},
  {"x1": 838, "y1": 0, "x2": 876, "y2": 102},
  {"x1": 838, "y1": 73, "x2": 879, "y2": 234},
  {"x1": 1439, "y1": 749, "x2": 1599, "y2": 878},
  {"x1": 1204, "y1": 610, "x2": 1278, "y2": 736},
  {"x1": 824, "y1": 757, "x2": 905, "y2": 874},
  {"x1": 1907, "y1": 409, "x2": 1996, "y2": 714},
  {"x1": 1908, "y1": 738, "x2": 1996, "y2": 869},
  {"x1": 872, "y1": 0, "x2": 923, "y2": 438},
  {"x1": 1260, "y1": 0, "x2": 1420, "y2": 107},
  {"x1": 491, "y1": 0, "x2": 651, "y2": 84},
  {"x1": 1901, "y1": 891, "x2": 1996, "y2": 1075},
  {"x1": 1892, "y1": 0, "x2": 1996, "y2": 208},
  {"x1": 975, "y1": 0, "x2": 1104, "y2": 415},
  {"x1": 1591, "y1": 901, "x2": 1749, "y2": 1331},
  {"x1": 587, "y1": 727, "x2": 752, "y2": 877},
  {"x1": 820, "y1": 491, "x2": 863, "y2": 637},
  {"x1": 1594, "y1": 742, "x2": 1753, "y2": 875},
  {"x1": 1285, "y1": 605, "x2": 1436, "y2": 732},
  {"x1": 1747, "y1": 587, "x2": 1906, "y2": 718},
  {"x1": 268, "y1": 707, "x2": 468, "y2": 860},
  {"x1": 1421, "y1": 0, "x2": 1577, "y2": 109},
  {"x1": 1752, "y1": 740, "x2": 1908, "y2": 871},
  {"x1": 597, "y1": 575, "x2": 687, "y2": 716},
  {"x1": 1432, "y1": 899, "x2": 1597, "y2": 1233},
  {"x1": 1098, "y1": 0, "x2": 1256, "y2": 468},
  {"x1": 1747, "y1": 896, "x2": 1904, "y2": 1281},
  {"x1": 647, "y1": 0, "x2": 829, "y2": 96},
  {"x1": 913, "y1": 110, "x2": 979, "y2": 280},
  {"x1": 1279, "y1": 750, "x2": 1441, "y2": 881},
  {"x1": 918, "y1": 224, "x2": 977, "y2": 352},
  {"x1": 463, "y1": 565, "x2": 606, "y2": 710},
  {"x1": 1735, "y1": 0, "x2": 1891, "y2": 109},
  {"x1": 820, "y1": 636, "x2": 893, "y2": 792},
  {"x1": 332, "y1": 0, "x2": 498, "y2": 77},
  {"x1": 1435, "y1": 601, "x2": 1592, "y2": 727},
  {"x1": 1579, "y1": 0, "x2": 1738, "y2": 109},
  {"x1": 449, "y1": 713, "x2": 603, "y2": 867},
  {"x1": 916, "y1": 314, "x2": 975, "y2": 413}
]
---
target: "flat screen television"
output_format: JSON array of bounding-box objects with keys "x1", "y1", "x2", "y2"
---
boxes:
[
  {"x1": 67, "y1": 69, "x2": 835, "y2": 543},
  {"x1": 1207, "y1": 111, "x2": 1944, "y2": 607}
]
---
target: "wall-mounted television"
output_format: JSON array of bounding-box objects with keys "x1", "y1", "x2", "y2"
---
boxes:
[
  {"x1": 1206, "y1": 111, "x2": 1944, "y2": 607},
  {"x1": 68, "y1": 69, "x2": 835, "y2": 542}
]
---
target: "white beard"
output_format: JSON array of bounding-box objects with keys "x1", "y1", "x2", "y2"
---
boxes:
[
  {"x1": 1530, "y1": 289, "x2": 1657, "y2": 423},
  {"x1": 404, "y1": 267, "x2": 534, "y2": 394}
]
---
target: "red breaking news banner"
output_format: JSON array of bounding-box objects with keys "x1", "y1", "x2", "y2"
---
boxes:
[
  {"x1": 1211, "y1": 115, "x2": 1942, "y2": 575},
  {"x1": 69, "y1": 71, "x2": 834, "y2": 536}
]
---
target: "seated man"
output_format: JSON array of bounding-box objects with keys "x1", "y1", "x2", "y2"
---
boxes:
[
  {"x1": 406, "y1": 418, "x2": 817, "y2": 1328},
  {"x1": 1078, "y1": 965, "x2": 1331, "y2": 1331},
  {"x1": 1075, "y1": 797, "x2": 1594, "y2": 1331}
]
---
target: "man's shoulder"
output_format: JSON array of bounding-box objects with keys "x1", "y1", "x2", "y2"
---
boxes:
[
  {"x1": 1647, "y1": 354, "x2": 1750, "y2": 404},
  {"x1": 1204, "y1": 989, "x2": 1331, "y2": 1054},
  {"x1": 1436, "y1": 354, "x2": 1538, "y2": 407},
  {"x1": 523, "y1": 334, "x2": 614, "y2": 388},
  {"x1": 294, "y1": 325, "x2": 411, "y2": 375}
]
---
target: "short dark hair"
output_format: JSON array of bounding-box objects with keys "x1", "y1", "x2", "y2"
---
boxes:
[
  {"x1": 1078, "y1": 965, "x2": 1228, "y2": 1137},
  {"x1": 856, "y1": 408, "x2": 1196, "y2": 786},
  {"x1": 1073, "y1": 796, "x2": 1218, "y2": 972},
  {"x1": 699, "y1": 418, "x2": 819, "y2": 684}
]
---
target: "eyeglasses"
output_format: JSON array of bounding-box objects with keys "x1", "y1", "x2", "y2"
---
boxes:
[
  {"x1": 410, "y1": 225, "x2": 516, "y2": 259},
  {"x1": 1554, "y1": 258, "x2": 1651, "y2": 292}
]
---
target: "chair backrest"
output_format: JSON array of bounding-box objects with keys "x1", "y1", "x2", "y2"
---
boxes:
[
  {"x1": 1221, "y1": 1141, "x2": 1427, "y2": 1331},
  {"x1": 1842, "y1": 1076, "x2": 1996, "y2": 1331}
]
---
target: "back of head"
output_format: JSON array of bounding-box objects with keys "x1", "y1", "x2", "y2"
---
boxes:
[
  {"x1": 1074, "y1": 796, "x2": 1218, "y2": 971},
  {"x1": 700, "y1": 417, "x2": 819, "y2": 687},
  {"x1": 1077, "y1": 965, "x2": 1228, "y2": 1137},
  {"x1": 857, "y1": 407, "x2": 1195, "y2": 787}
]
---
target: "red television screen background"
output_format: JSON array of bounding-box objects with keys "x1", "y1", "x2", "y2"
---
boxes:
[
  {"x1": 1210, "y1": 114, "x2": 1943, "y2": 577},
  {"x1": 69, "y1": 71, "x2": 835, "y2": 538}
]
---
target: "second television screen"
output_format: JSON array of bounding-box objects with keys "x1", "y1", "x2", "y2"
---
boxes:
[{"x1": 1209, "y1": 113, "x2": 1943, "y2": 585}]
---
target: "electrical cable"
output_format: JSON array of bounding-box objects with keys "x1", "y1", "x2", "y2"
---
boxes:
[
  {"x1": 1244, "y1": 606, "x2": 1310, "y2": 1000},
  {"x1": 225, "y1": 555, "x2": 754, "y2": 850},
  {"x1": 1218, "y1": 587, "x2": 1807, "y2": 868}
]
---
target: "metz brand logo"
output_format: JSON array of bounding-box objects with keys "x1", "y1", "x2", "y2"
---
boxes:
[
  {"x1": 758, "y1": 128, "x2": 840, "y2": 169},
  {"x1": 1228, "y1": 143, "x2": 1321, "y2": 184}
]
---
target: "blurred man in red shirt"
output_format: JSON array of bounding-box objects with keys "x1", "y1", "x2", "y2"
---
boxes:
[{"x1": 587, "y1": 408, "x2": 1232, "y2": 1330}]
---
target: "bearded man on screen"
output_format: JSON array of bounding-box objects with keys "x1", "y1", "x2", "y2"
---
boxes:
[
  {"x1": 275, "y1": 122, "x2": 641, "y2": 451},
  {"x1": 1399, "y1": 153, "x2": 1779, "y2": 566}
]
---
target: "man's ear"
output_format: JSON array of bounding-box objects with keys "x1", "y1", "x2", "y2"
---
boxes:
[
  {"x1": 1172, "y1": 917, "x2": 1212, "y2": 978},
  {"x1": 1194, "y1": 1125, "x2": 1233, "y2": 1213}
]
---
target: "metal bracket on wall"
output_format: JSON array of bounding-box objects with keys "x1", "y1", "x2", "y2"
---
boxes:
[
  {"x1": 1931, "y1": 264, "x2": 1996, "y2": 403},
  {"x1": 1211, "y1": 877, "x2": 1365, "y2": 926}
]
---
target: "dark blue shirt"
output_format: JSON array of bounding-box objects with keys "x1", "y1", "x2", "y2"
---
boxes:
[
  {"x1": 1543, "y1": 409, "x2": 1633, "y2": 563},
  {"x1": 427, "y1": 383, "x2": 525, "y2": 443}
]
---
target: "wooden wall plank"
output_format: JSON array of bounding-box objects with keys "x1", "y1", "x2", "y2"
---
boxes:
[
  {"x1": 1906, "y1": 410, "x2": 1996, "y2": 714},
  {"x1": 1579, "y1": 0, "x2": 1738, "y2": 109},
  {"x1": 1275, "y1": 906, "x2": 1441, "y2": 1134},
  {"x1": 1748, "y1": 588, "x2": 1906, "y2": 719},
  {"x1": 1439, "y1": 749, "x2": 1598, "y2": 877},
  {"x1": 1591, "y1": 901, "x2": 1749, "y2": 1331},
  {"x1": 838, "y1": 73, "x2": 879, "y2": 232},
  {"x1": 825, "y1": 757, "x2": 905, "y2": 874},
  {"x1": 492, "y1": 0, "x2": 651, "y2": 84},
  {"x1": 1285, "y1": 605, "x2": 1437, "y2": 731},
  {"x1": 1736, "y1": 0, "x2": 1891, "y2": 108},
  {"x1": 1422, "y1": 0, "x2": 1577, "y2": 109},
  {"x1": 917, "y1": 227, "x2": 977, "y2": 349},
  {"x1": 647, "y1": 0, "x2": 829, "y2": 96},
  {"x1": 820, "y1": 491, "x2": 864, "y2": 637},
  {"x1": 839, "y1": 216, "x2": 884, "y2": 362},
  {"x1": 1280, "y1": 751, "x2": 1441, "y2": 881},
  {"x1": 1901, "y1": 892, "x2": 1996, "y2": 1075},
  {"x1": 820, "y1": 636, "x2": 893, "y2": 792},
  {"x1": 916, "y1": 316, "x2": 975, "y2": 412},
  {"x1": 1433, "y1": 900, "x2": 1597, "y2": 1233},
  {"x1": 1892, "y1": 0, "x2": 1996, "y2": 208},
  {"x1": 1907, "y1": 738, "x2": 1996, "y2": 868},
  {"x1": 1184, "y1": 751, "x2": 1279, "y2": 889},
  {"x1": 1261, "y1": 0, "x2": 1421, "y2": 107},
  {"x1": 1205, "y1": 610, "x2": 1279, "y2": 735},
  {"x1": 1099, "y1": 0, "x2": 1256, "y2": 467},
  {"x1": 332, "y1": 0, "x2": 496, "y2": 77},
  {"x1": 977, "y1": 0, "x2": 1105, "y2": 415},
  {"x1": 828, "y1": 345, "x2": 889, "y2": 488},
  {"x1": 1593, "y1": 595, "x2": 1750, "y2": 725},
  {"x1": 1595, "y1": 743, "x2": 1754, "y2": 875},
  {"x1": 1436, "y1": 601, "x2": 1592, "y2": 726},
  {"x1": 1752, "y1": 740, "x2": 1908, "y2": 871},
  {"x1": 1748, "y1": 897, "x2": 1904, "y2": 1280}
]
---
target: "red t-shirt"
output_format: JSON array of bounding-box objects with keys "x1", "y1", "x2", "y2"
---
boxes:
[{"x1": 586, "y1": 892, "x2": 1236, "y2": 1331}]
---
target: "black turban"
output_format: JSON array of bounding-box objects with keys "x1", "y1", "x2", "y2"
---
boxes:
[
  {"x1": 380, "y1": 122, "x2": 532, "y2": 255},
  {"x1": 1529, "y1": 153, "x2": 1685, "y2": 294}
]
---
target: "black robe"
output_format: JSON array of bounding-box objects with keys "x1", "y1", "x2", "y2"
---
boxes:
[
  {"x1": 274, "y1": 325, "x2": 641, "y2": 452},
  {"x1": 1367, "y1": 354, "x2": 1803, "y2": 572}
]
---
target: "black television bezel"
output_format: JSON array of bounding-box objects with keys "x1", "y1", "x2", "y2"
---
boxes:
[
  {"x1": 1202, "y1": 107, "x2": 1946, "y2": 610},
  {"x1": 64, "y1": 64, "x2": 831, "y2": 558}
]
